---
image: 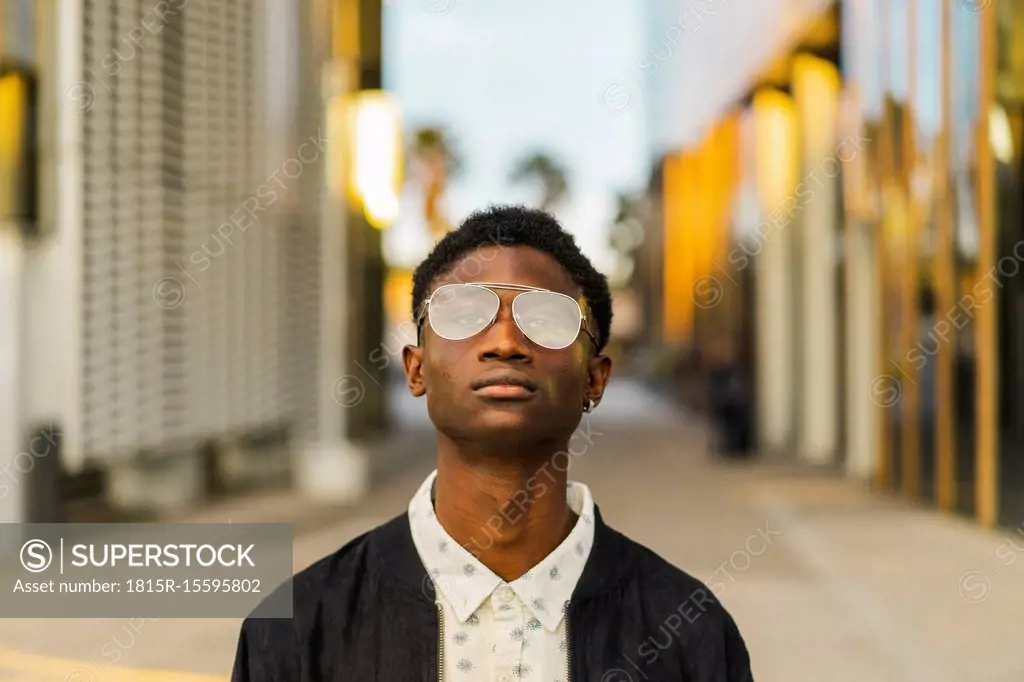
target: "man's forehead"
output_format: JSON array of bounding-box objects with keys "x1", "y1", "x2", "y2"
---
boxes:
[{"x1": 435, "y1": 245, "x2": 579, "y2": 296}]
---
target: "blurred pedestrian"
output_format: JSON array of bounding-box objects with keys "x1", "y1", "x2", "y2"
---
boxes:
[
  {"x1": 706, "y1": 338, "x2": 753, "y2": 457},
  {"x1": 231, "y1": 206, "x2": 753, "y2": 682}
]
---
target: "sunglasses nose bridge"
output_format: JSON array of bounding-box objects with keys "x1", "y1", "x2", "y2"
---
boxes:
[
  {"x1": 497, "y1": 290, "x2": 535, "y2": 330},
  {"x1": 477, "y1": 298, "x2": 533, "y2": 357}
]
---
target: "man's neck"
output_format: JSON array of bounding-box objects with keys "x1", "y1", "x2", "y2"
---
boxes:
[{"x1": 433, "y1": 439, "x2": 576, "y2": 583}]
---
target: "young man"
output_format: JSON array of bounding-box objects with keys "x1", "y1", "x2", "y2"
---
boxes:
[{"x1": 231, "y1": 206, "x2": 754, "y2": 681}]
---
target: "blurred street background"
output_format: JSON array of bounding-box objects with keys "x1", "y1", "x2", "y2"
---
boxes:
[{"x1": 1, "y1": 0, "x2": 1024, "y2": 679}]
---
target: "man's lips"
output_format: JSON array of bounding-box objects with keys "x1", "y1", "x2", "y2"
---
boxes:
[
  {"x1": 473, "y1": 384, "x2": 535, "y2": 399},
  {"x1": 471, "y1": 371, "x2": 537, "y2": 399}
]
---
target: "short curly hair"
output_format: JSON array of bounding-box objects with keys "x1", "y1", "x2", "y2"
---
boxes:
[{"x1": 411, "y1": 204, "x2": 613, "y2": 351}]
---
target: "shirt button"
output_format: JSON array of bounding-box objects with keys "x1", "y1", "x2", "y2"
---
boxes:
[{"x1": 498, "y1": 586, "x2": 514, "y2": 603}]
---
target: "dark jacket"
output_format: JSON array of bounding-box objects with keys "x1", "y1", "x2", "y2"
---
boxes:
[{"x1": 231, "y1": 506, "x2": 754, "y2": 681}]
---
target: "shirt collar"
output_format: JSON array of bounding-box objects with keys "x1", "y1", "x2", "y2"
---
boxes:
[{"x1": 408, "y1": 470, "x2": 596, "y2": 632}]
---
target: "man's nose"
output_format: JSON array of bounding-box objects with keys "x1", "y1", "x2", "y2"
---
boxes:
[{"x1": 478, "y1": 308, "x2": 531, "y2": 361}]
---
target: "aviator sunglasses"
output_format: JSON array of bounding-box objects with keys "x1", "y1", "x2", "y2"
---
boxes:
[{"x1": 416, "y1": 282, "x2": 599, "y2": 350}]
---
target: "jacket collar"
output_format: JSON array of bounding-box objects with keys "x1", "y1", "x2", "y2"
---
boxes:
[{"x1": 371, "y1": 501, "x2": 634, "y2": 607}]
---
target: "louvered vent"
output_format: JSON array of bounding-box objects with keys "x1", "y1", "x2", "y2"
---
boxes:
[
  {"x1": 81, "y1": 0, "x2": 298, "y2": 463},
  {"x1": 81, "y1": 0, "x2": 189, "y2": 458},
  {"x1": 280, "y1": 0, "x2": 324, "y2": 442}
]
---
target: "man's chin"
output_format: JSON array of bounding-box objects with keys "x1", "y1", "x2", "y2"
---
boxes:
[
  {"x1": 475, "y1": 404, "x2": 540, "y2": 431},
  {"x1": 430, "y1": 399, "x2": 566, "y2": 444},
  {"x1": 460, "y1": 405, "x2": 553, "y2": 441}
]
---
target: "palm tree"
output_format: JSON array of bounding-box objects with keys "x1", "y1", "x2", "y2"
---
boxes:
[
  {"x1": 409, "y1": 126, "x2": 462, "y2": 238},
  {"x1": 509, "y1": 152, "x2": 569, "y2": 213},
  {"x1": 609, "y1": 192, "x2": 646, "y2": 256},
  {"x1": 606, "y1": 191, "x2": 646, "y2": 291}
]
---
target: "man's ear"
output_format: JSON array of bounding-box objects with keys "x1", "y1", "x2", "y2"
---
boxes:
[
  {"x1": 403, "y1": 344, "x2": 427, "y2": 397},
  {"x1": 585, "y1": 353, "x2": 613, "y2": 408}
]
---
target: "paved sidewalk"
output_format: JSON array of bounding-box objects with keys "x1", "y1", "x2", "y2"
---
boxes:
[{"x1": 1, "y1": 380, "x2": 1022, "y2": 681}]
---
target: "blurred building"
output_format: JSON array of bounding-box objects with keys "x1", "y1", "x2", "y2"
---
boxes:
[
  {"x1": 644, "y1": 0, "x2": 1024, "y2": 530},
  {"x1": 0, "y1": 0, "x2": 393, "y2": 523}
]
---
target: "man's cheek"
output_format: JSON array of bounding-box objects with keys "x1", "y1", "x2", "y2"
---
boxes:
[
  {"x1": 548, "y1": 372, "x2": 588, "y2": 405},
  {"x1": 425, "y1": 361, "x2": 468, "y2": 408}
]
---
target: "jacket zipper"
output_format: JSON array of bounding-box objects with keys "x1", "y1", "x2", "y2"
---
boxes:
[
  {"x1": 436, "y1": 602, "x2": 446, "y2": 681},
  {"x1": 563, "y1": 601, "x2": 573, "y2": 682}
]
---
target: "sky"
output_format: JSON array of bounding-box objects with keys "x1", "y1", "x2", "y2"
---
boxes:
[{"x1": 382, "y1": 0, "x2": 650, "y2": 274}]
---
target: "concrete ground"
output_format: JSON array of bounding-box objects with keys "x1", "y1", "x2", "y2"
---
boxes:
[{"x1": 1, "y1": 380, "x2": 1022, "y2": 681}]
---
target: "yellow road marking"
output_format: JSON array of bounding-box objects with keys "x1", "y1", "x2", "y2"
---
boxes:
[{"x1": 0, "y1": 648, "x2": 227, "y2": 681}]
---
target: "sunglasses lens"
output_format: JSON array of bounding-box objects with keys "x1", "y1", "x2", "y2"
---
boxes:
[
  {"x1": 428, "y1": 285, "x2": 500, "y2": 340},
  {"x1": 512, "y1": 291, "x2": 582, "y2": 349}
]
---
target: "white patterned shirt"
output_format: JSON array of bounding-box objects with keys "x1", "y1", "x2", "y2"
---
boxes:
[{"x1": 408, "y1": 470, "x2": 596, "y2": 682}]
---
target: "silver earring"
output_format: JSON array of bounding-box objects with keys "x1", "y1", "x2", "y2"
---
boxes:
[{"x1": 583, "y1": 397, "x2": 595, "y2": 413}]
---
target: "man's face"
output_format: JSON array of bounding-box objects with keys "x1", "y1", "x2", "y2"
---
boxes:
[{"x1": 402, "y1": 245, "x2": 612, "y2": 446}]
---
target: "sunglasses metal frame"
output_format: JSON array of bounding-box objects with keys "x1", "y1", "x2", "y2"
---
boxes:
[{"x1": 415, "y1": 282, "x2": 599, "y2": 349}]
